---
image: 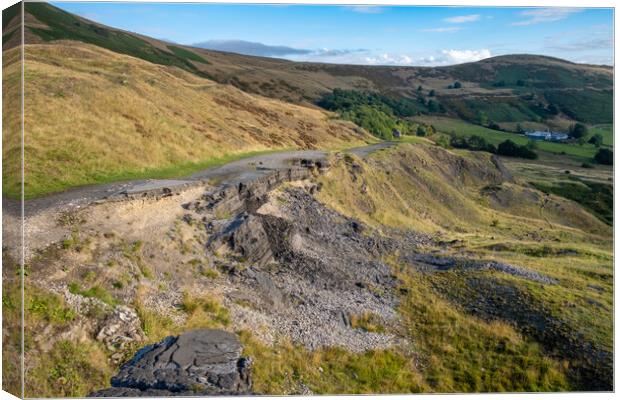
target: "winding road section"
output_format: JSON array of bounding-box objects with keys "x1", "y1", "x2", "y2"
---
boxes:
[{"x1": 3, "y1": 142, "x2": 396, "y2": 218}]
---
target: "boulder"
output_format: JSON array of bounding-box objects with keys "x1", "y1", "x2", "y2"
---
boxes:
[{"x1": 90, "y1": 329, "x2": 252, "y2": 396}]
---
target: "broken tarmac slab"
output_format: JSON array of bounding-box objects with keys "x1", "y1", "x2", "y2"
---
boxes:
[{"x1": 89, "y1": 329, "x2": 252, "y2": 397}]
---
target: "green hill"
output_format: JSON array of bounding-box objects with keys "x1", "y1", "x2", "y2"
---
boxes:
[{"x1": 11, "y1": 2, "x2": 612, "y2": 128}]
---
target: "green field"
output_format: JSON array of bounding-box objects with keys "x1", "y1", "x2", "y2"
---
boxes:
[
  {"x1": 414, "y1": 116, "x2": 604, "y2": 160},
  {"x1": 589, "y1": 124, "x2": 614, "y2": 147}
]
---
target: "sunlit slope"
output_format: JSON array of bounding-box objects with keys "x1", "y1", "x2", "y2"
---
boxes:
[
  {"x1": 3, "y1": 43, "x2": 371, "y2": 197},
  {"x1": 14, "y1": 2, "x2": 612, "y2": 127},
  {"x1": 317, "y1": 144, "x2": 610, "y2": 238},
  {"x1": 314, "y1": 144, "x2": 612, "y2": 391}
]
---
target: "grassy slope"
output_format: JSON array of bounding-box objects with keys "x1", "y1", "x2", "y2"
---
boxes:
[
  {"x1": 4, "y1": 144, "x2": 611, "y2": 395},
  {"x1": 17, "y1": 3, "x2": 613, "y2": 127},
  {"x1": 2, "y1": 43, "x2": 372, "y2": 198},
  {"x1": 311, "y1": 143, "x2": 611, "y2": 391},
  {"x1": 24, "y1": 2, "x2": 210, "y2": 77}
]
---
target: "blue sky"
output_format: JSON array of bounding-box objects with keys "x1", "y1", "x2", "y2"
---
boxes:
[{"x1": 52, "y1": 3, "x2": 614, "y2": 66}]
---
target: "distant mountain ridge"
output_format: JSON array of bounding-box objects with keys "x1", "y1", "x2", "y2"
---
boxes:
[{"x1": 4, "y1": 1, "x2": 614, "y2": 127}]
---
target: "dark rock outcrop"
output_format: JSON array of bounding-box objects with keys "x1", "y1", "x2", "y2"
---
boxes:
[{"x1": 90, "y1": 329, "x2": 252, "y2": 397}]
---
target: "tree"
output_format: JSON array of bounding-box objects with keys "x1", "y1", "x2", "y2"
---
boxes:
[
  {"x1": 427, "y1": 99, "x2": 439, "y2": 113},
  {"x1": 497, "y1": 140, "x2": 538, "y2": 159},
  {"x1": 453, "y1": 81, "x2": 462, "y2": 89},
  {"x1": 546, "y1": 103, "x2": 559, "y2": 115},
  {"x1": 569, "y1": 123, "x2": 588, "y2": 139},
  {"x1": 516, "y1": 79, "x2": 526, "y2": 86},
  {"x1": 475, "y1": 111, "x2": 488, "y2": 126},
  {"x1": 588, "y1": 134, "x2": 603, "y2": 147},
  {"x1": 428, "y1": 89, "x2": 435, "y2": 97},
  {"x1": 526, "y1": 140, "x2": 538, "y2": 150},
  {"x1": 416, "y1": 125, "x2": 427, "y2": 137},
  {"x1": 516, "y1": 124, "x2": 524, "y2": 134},
  {"x1": 417, "y1": 85, "x2": 423, "y2": 92},
  {"x1": 594, "y1": 148, "x2": 613, "y2": 165},
  {"x1": 497, "y1": 140, "x2": 519, "y2": 156},
  {"x1": 436, "y1": 135, "x2": 450, "y2": 148},
  {"x1": 488, "y1": 122, "x2": 501, "y2": 131}
]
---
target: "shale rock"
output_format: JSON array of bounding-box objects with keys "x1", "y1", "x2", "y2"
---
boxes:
[
  {"x1": 90, "y1": 329, "x2": 252, "y2": 397},
  {"x1": 96, "y1": 306, "x2": 146, "y2": 363}
]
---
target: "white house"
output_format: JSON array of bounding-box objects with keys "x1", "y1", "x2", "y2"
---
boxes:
[{"x1": 525, "y1": 130, "x2": 568, "y2": 142}]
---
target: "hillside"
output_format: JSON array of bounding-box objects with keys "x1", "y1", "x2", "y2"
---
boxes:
[
  {"x1": 9, "y1": 2, "x2": 613, "y2": 130},
  {"x1": 2, "y1": 42, "x2": 372, "y2": 198},
  {"x1": 2, "y1": 143, "x2": 611, "y2": 396}
]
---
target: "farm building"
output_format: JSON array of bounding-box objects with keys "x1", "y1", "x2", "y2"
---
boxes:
[{"x1": 525, "y1": 131, "x2": 568, "y2": 142}]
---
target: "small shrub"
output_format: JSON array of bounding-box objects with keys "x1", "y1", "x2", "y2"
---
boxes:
[
  {"x1": 82, "y1": 271, "x2": 97, "y2": 282},
  {"x1": 68, "y1": 283, "x2": 117, "y2": 306},
  {"x1": 349, "y1": 311, "x2": 385, "y2": 333},
  {"x1": 201, "y1": 268, "x2": 219, "y2": 279},
  {"x1": 594, "y1": 148, "x2": 613, "y2": 165},
  {"x1": 28, "y1": 291, "x2": 76, "y2": 324}
]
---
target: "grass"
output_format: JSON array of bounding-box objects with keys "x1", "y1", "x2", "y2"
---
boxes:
[
  {"x1": 26, "y1": 340, "x2": 112, "y2": 398},
  {"x1": 167, "y1": 45, "x2": 210, "y2": 64},
  {"x1": 1, "y1": 251, "x2": 112, "y2": 398},
  {"x1": 413, "y1": 116, "x2": 601, "y2": 160},
  {"x1": 68, "y1": 282, "x2": 118, "y2": 306},
  {"x1": 530, "y1": 178, "x2": 613, "y2": 225},
  {"x1": 134, "y1": 287, "x2": 231, "y2": 343},
  {"x1": 4, "y1": 43, "x2": 371, "y2": 198},
  {"x1": 589, "y1": 124, "x2": 613, "y2": 147},
  {"x1": 2, "y1": 2, "x2": 20, "y2": 30},
  {"x1": 348, "y1": 311, "x2": 385, "y2": 333},
  {"x1": 312, "y1": 143, "x2": 611, "y2": 391},
  {"x1": 27, "y1": 290, "x2": 76, "y2": 324},
  {"x1": 240, "y1": 331, "x2": 426, "y2": 394},
  {"x1": 26, "y1": 2, "x2": 210, "y2": 78},
  {"x1": 393, "y1": 268, "x2": 569, "y2": 392}
]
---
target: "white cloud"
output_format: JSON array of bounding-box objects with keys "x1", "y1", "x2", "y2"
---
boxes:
[
  {"x1": 420, "y1": 27, "x2": 462, "y2": 33},
  {"x1": 417, "y1": 49, "x2": 492, "y2": 66},
  {"x1": 512, "y1": 8, "x2": 582, "y2": 26},
  {"x1": 441, "y1": 49, "x2": 492, "y2": 64},
  {"x1": 364, "y1": 53, "x2": 414, "y2": 65},
  {"x1": 346, "y1": 6, "x2": 384, "y2": 14},
  {"x1": 362, "y1": 49, "x2": 491, "y2": 66},
  {"x1": 444, "y1": 14, "x2": 480, "y2": 24}
]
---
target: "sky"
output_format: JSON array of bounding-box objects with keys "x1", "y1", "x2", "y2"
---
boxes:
[{"x1": 52, "y1": 3, "x2": 614, "y2": 66}]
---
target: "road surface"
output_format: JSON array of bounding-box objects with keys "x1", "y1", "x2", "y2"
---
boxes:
[{"x1": 3, "y1": 142, "x2": 397, "y2": 217}]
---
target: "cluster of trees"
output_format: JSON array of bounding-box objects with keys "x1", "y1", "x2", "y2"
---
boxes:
[
  {"x1": 496, "y1": 140, "x2": 538, "y2": 159},
  {"x1": 492, "y1": 79, "x2": 526, "y2": 87},
  {"x1": 449, "y1": 134, "x2": 497, "y2": 153},
  {"x1": 415, "y1": 124, "x2": 436, "y2": 137},
  {"x1": 569, "y1": 123, "x2": 588, "y2": 139},
  {"x1": 446, "y1": 132, "x2": 538, "y2": 159},
  {"x1": 318, "y1": 89, "x2": 441, "y2": 139},
  {"x1": 568, "y1": 123, "x2": 606, "y2": 149}
]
